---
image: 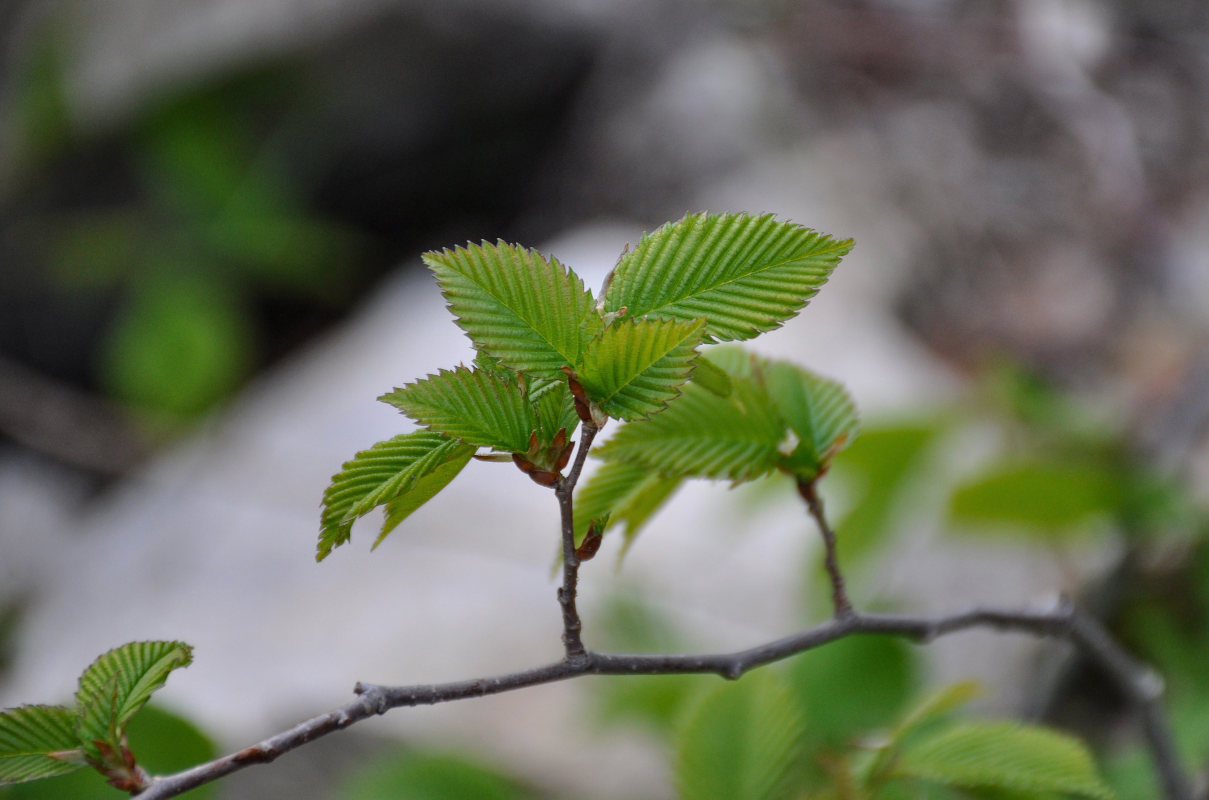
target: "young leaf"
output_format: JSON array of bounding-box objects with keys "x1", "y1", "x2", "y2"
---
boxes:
[
  {"x1": 573, "y1": 460, "x2": 683, "y2": 549},
  {"x1": 532, "y1": 379, "x2": 579, "y2": 443},
  {"x1": 602, "y1": 212, "x2": 851, "y2": 342},
  {"x1": 381, "y1": 367, "x2": 537, "y2": 453},
  {"x1": 891, "y1": 681, "x2": 982, "y2": 741},
  {"x1": 424, "y1": 242, "x2": 602, "y2": 379},
  {"x1": 896, "y1": 721, "x2": 1116, "y2": 799},
  {"x1": 74, "y1": 641, "x2": 193, "y2": 768},
  {"x1": 676, "y1": 671, "x2": 805, "y2": 800},
  {"x1": 594, "y1": 377, "x2": 784, "y2": 481},
  {"x1": 318, "y1": 431, "x2": 476, "y2": 561},
  {"x1": 0, "y1": 705, "x2": 86, "y2": 785},
  {"x1": 690, "y1": 353, "x2": 734, "y2": 396},
  {"x1": 577, "y1": 317, "x2": 705, "y2": 420},
  {"x1": 761, "y1": 361, "x2": 859, "y2": 482}
]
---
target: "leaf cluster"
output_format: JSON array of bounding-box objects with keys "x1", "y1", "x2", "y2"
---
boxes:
[
  {"x1": 575, "y1": 346, "x2": 859, "y2": 553},
  {"x1": 0, "y1": 642, "x2": 192, "y2": 791},
  {"x1": 317, "y1": 212, "x2": 853, "y2": 560}
]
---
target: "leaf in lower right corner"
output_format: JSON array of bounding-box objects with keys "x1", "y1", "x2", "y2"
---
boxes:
[
  {"x1": 0, "y1": 705, "x2": 85, "y2": 785},
  {"x1": 675, "y1": 672, "x2": 805, "y2": 800},
  {"x1": 895, "y1": 721, "x2": 1117, "y2": 799}
]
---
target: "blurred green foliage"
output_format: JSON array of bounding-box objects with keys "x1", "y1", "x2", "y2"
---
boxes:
[
  {"x1": 335, "y1": 751, "x2": 530, "y2": 800},
  {"x1": 5, "y1": 27, "x2": 361, "y2": 426},
  {"x1": 0, "y1": 705, "x2": 217, "y2": 800}
]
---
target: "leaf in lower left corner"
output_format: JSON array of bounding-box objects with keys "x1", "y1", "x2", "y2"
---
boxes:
[
  {"x1": 74, "y1": 641, "x2": 193, "y2": 770},
  {"x1": 0, "y1": 705, "x2": 86, "y2": 785}
]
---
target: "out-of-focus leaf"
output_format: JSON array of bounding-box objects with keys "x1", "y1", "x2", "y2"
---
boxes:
[
  {"x1": 896, "y1": 721, "x2": 1116, "y2": 799},
  {"x1": 676, "y1": 671, "x2": 805, "y2": 800},
  {"x1": 949, "y1": 459, "x2": 1121, "y2": 535},
  {"x1": 786, "y1": 636, "x2": 917, "y2": 754},
  {"x1": 339, "y1": 751, "x2": 526, "y2": 800},
  {"x1": 573, "y1": 460, "x2": 682, "y2": 550},
  {"x1": 828, "y1": 423, "x2": 943, "y2": 565},
  {"x1": 98, "y1": 272, "x2": 253, "y2": 418}
]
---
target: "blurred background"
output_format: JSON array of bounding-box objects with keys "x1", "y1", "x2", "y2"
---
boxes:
[{"x1": 1, "y1": 0, "x2": 1208, "y2": 798}]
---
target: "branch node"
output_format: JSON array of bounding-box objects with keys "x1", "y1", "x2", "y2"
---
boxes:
[{"x1": 354, "y1": 683, "x2": 390, "y2": 714}]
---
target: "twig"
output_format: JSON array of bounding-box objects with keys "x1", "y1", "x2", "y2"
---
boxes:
[
  {"x1": 553, "y1": 423, "x2": 598, "y2": 659},
  {"x1": 133, "y1": 602, "x2": 1191, "y2": 800},
  {"x1": 798, "y1": 479, "x2": 853, "y2": 618},
  {"x1": 131, "y1": 446, "x2": 1192, "y2": 800}
]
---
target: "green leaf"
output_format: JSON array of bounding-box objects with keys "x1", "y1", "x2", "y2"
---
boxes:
[
  {"x1": 573, "y1": 460, "x2": 683, "y2": 549},
  {"x1": 577, "y1": 317, "x2": 705, "y2": 420},
  {"x1": 892, "y1": 682, "x2": 982, "y2": 741},
  {"x1": 676, "y1": 671, "x2": 805, "y2": 800},
  {"x1": 786, "y1": 636, "x2": 917, "y2": 753},
  {"x1": 690, "y1": 353, "x2": 733, "y2": 396},
  {"x1": 949, "y1": 459, "x2": 1121, "y2": 535},
  {"x1": 340, "y1": 751, "x2": 526, "y2": 800},
  {"x1": 98, "y1": 272, "x2": 253, "y2": 419},
  {"x1": 424, "y1": 242, "x2": 602, "y2": 379},
  {"x1": 0, "y1": 705, "x2": 218, "y2": 800},
  {"x1": 0, "y1": 706, "x2": 85, "y2": 785},
  {"x1": 761, "y1": 361, "x2": 859, "y2": 482},
  {"x1": 594, "y1": 377, "x2": 784, "y2": 481},
  {"x1": 381, "y1": 367, "x2": 537, "y2": 453},
  {"x1": 828, "y1": 422, "x2": 943, "y2": 566},
  {"x1": 74, "y1": 642, "x2": 193, "y2": 768},
  {"x1": 531, "y1": 379, "x2": 578, "y2": 443},
  {"x1": 318, "y1": 431, "x2": 474, "y2": 561},
  {"x1": 603, "y1": 212, "x2": 851, "y2": 342},
  {"x1": 896, "y1": 721, "x2": 1116, "y2": 799}
]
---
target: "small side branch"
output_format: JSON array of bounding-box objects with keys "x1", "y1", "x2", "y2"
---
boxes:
[
  {"x1": 553, "y1": 423, "x2": 599, "y2": 660},
  {"x1": 798, "y1": 480, "x2": 853, "y2": 618}
]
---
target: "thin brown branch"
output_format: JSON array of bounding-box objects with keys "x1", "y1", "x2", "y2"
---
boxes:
[
  {"x1": 553, "y1": 423, "x2": 599, "y2": 659},
  {"x1": 798, "y1": 479, "x2": 853, "y2": 618},
  {"x1": 133, "y1": 600, "x2": 1192, "y2": 800},
  {"x1": 133, "y1": 447, "x2": 1193, "y2": 800}
]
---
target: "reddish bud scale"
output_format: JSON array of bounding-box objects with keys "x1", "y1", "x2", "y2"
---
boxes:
[
  {"x1": 562, "y1": 366, "x2": 596, "y2": 425},
  {"x1": 575, "y1": 532, "x2": 603, "y2": 561},
  {"x1": 512, "y1": 453, "x2": 560, "y2": 486}
]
